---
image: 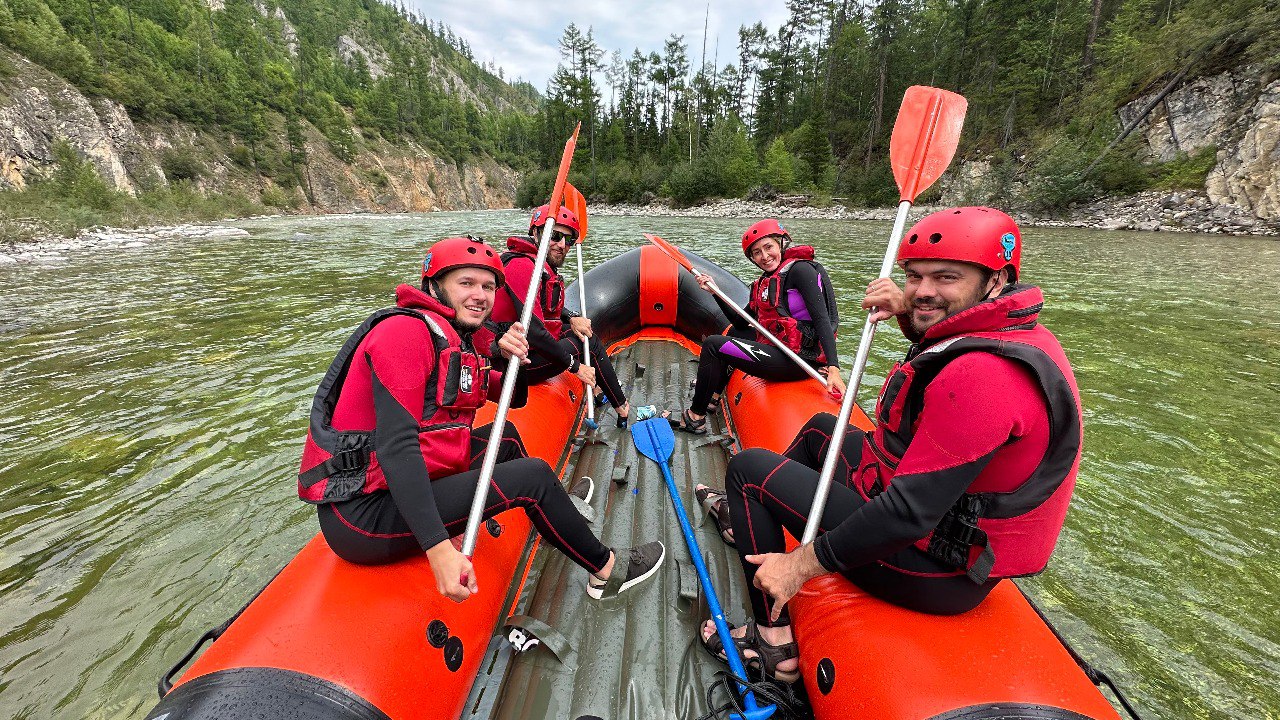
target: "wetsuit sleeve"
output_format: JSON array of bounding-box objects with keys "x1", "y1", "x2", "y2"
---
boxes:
[
  {"x1": 487, "y1": 368, "x2": 530, "y2": 408},
  {"x1": 503, "y1": 258, "x2": 575, "y2": 370},
  {"x1": 365, "y1": 319, "x2": 448, "y2": 551},
  {"x1": 813, "y1": 353, "x2": 1043, "y2": 572},
  {"x1": 786, "y1": 263, "x2": 839, "y2": 365},
  {"x1": 713, "y1": 291, "x2": 754, "y2": 333}
]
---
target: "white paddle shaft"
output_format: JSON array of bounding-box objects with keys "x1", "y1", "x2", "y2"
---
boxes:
[
  {"x1": 696, "y1": 270, "x2": 830, "y2": 388},
  {"x1": 576, "y1": 243, "x2": 594, "y2": 423},
  {"x1": 801, "y1": 199, "x2": 912, "y2": 544},
  {"x1": 460, "y1": 218, "x2": 560, "y2": 556}
]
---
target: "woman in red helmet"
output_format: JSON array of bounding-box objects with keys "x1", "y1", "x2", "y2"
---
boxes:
[
  {"x1": 695, "y1": 208, "x2": 1083, "y2": 683},
  {"x1": 297, "y1": 236, "x2": 665, "y2": 603},
  {"x1": 670, "y1": 219, "x2": 845, "y2": 545},
  {"x1": 670, "y1": 219, "x2": 845, "y2": 436}
]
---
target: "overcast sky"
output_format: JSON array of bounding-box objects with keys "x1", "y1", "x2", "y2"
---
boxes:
[{"x1": 410, "y1": 0, "x2": 792, "y2": 90}]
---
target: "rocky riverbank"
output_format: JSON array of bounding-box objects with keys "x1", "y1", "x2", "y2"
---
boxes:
[{"x1": 592, "y1": 191, "x2": 1280, "y2": 236}]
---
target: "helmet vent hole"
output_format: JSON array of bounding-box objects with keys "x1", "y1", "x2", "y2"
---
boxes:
[
  {"x1": 467, "y1": 247, "x2": 477, "y2": 254},
  {"x1": 908, "y1": 233, "x2": 918, "y2": 244},
  {"x1": 929, "y1": 233, "x2": 942, "y2": 244}
]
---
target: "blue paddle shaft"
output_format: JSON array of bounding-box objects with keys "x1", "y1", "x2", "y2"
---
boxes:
[{"x1": 633, "y1": 418, "x2": 774, "y2": 720}]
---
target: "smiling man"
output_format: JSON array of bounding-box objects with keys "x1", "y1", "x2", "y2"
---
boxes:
[
  {"x1": 695, "y1": 207, "x2": 1084, "y2": 685},
  {"x1": 297, "y1": 236, "x2": 664, "y2": 603}
]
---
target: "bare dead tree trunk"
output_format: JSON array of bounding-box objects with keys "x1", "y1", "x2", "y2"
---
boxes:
[
  {"x1": 1083, "y1": 65, "x2": 1190, "y2": 176},
  {"x1": 864, "y1": 53, "x2": 887, "y2": 169},
  {"x1": 1082, "y1": 0, "x2": 1103, "y2": 70}
]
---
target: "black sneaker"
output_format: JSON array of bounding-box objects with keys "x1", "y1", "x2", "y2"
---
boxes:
[
  {"x1": 569, "y1": 476, "x2": 595, "y2": 504},
  {"x1": 587, "y1": 541, "x2": 666, "y2": 600}
]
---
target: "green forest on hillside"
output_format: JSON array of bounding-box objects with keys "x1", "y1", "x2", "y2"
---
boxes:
[
  {"x1": 1, "y1": 0, "x2": 1278, "y2": 235},
  {"x1": 521, "y1": 0, "x2": 1279, "y2": 210}
]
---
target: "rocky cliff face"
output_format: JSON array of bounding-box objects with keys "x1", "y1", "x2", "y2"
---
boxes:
[
  {"x1": 941, "y1": 67, "x2": 1280, "y2": 229},
  {"x1": 0, "y1": 47, "x2": 519, "y2": 213},
  {"x1": 1122, "y1": 68, "x2": 1280, "y2": 221}
]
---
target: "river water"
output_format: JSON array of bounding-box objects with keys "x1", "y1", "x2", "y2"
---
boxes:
[{"x1": 0, "y1": 211, "x2": 1276, "y2": 719}]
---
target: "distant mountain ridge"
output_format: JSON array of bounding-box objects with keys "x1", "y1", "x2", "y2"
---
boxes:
[{"x1": 0, "y1": 0, "x2": 539, "y2": 215}]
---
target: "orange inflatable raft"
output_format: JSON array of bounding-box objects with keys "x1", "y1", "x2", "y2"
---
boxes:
[{"x1": 146, "y1": 245, "x2": 1128, "y2": 720}]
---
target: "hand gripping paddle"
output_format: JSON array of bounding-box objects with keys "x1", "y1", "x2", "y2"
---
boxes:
[{"x1": 632, "y1": 416, "x2": 776, "y2": 720}]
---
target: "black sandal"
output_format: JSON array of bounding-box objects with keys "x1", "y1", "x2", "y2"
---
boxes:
[
  {"x1": 695, "y1": 486, "x2": 735, "y2": 547},
  {"x1": 700, "y1": 619, "x2": 800, "y2": 684},
  {"x1": 666, "y1": 408, "x2": 708, "y2": 435},
  {"x1": 706, "y1": 395, "x2": 722, "y2": 414}
]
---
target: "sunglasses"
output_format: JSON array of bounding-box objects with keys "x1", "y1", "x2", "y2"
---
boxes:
[{"x1": 548, "y1": 231, "x2": 575, "y2": 245}]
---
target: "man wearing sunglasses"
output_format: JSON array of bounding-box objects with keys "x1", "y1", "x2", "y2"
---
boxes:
[{"x1": 491, "y1": 205, "x2": 632, "y2": 427}]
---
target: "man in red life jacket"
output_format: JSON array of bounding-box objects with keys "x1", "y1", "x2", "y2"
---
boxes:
[
  {"x1": 298, "y1": 236, "x2": 664, "y2": 602},
  {"x1": 698, "y1": 208, "x2": 1083, "y2": 684},
  {"x1": 492, "y1": 205, "x2": 632, "y2": 426}
]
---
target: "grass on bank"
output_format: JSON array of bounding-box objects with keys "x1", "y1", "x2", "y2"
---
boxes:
[{"x1": 0, "y1": 142, "x2": 271, "y2": 245}]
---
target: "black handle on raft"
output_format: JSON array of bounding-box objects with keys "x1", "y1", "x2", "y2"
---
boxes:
[
  {"x1": 156, "y1": 565, "x2": 287, "y2": 697},
  {"x1": 157, "y1": 618, "x2": 232, "y2": 697},
  {"x1": 1018, "y1": 584, "x2": 1146, "y2": 720}
]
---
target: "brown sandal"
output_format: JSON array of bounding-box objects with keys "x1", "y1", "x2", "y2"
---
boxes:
[
  {"x1": 695, "y1": 486, "x2": 735, "y2": 547},
  {"x1": 700, "y1": 619, "x2": 800, "y2": 684}
]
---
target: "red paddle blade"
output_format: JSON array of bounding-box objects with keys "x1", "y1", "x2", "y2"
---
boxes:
[
  {"x1": 565, "y1": 182, "x2": 588, "y2": 243},
  {"x1": 890, "y1": 86, "x2": 967, "y2": 202},
  {"x1": 545, "y1": 123, "x2": 582, "y2": 228},
  {"x1": 644, "y1": 233, "x2": 695, "y2": 272}
]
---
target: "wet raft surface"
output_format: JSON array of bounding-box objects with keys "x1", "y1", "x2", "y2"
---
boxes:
[{"x1": 463, "y1": 339, "x2": 752, "y2": 720}]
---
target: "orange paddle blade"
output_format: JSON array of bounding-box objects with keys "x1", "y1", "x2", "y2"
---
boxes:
[
  {"x1": 643, "y1": 233, "x2": 695, "y2": 272},
  {"x1": 545, "y1": 123, "x2": 582, "y2": 230},
  {"x1": 889, "y1": 86, "x2": 967, "y2": 202},
  {"x1": 564, "y1": 182, "x2": 588, "y2": 242}
]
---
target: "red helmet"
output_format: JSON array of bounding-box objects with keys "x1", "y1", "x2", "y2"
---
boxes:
[
  {"x1": 529, "y1": 204, "x2": 581, "y2": 243},
  {"x1": 741, "y1": 219, "x2": 790, "y2": 256},
  {"x1": 421, "y1": 236, "x2": 506, "y2": 288},
  {"x1": 898, "y1": 207, "x2": 1021, "y2": 280}
]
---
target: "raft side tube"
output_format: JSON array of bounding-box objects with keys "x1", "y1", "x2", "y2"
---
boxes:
[
  {"x1": 726, "y1": 375, "x2": 1122, "y2": 720},
  {"x1": 149, "y1": 375, "x2": 582, "y2": 720},
  {"x1": 566, "y1": 246, "x2": 747, "y2": 348}
]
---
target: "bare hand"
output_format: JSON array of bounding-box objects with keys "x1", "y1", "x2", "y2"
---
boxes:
[
  {"x1": 825, "y1": 366, "x2": 846, "y2": 398},
  {"x1": 498, "y1": 323, "x2": 530, "y2": 364},
  {"x1": 575, "y1": 363, "x2": 597, "y2": 388},
  {"x1": 427, "y1": 539, "x2": 479, "y2": 602},
  {"x1": 863, "y1": 278, "x2": 908, "y2": 323},
  {"x1": 569, "y1": 316, "x2": 593, "y2": 341},
  {"x1": 745, "y1": 544, "x2": 826, "y2": 623},
  {"x1": 695, "y1": 272, "x2": 717, "y2": 294}
]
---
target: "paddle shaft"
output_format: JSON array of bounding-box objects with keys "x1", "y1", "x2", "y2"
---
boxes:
[
  {"x1": 638, "y1": 422, "x2": 771, "y2": 718},
  {"x1": 460, "y1": 216, "x2": 561, "y2": 556},
  {"x1": 576, "y1": 243, "x2": 595, "y2": 423},
  {"x1": 462, "y1": 125, "x2": 579, "y2": 557},
  {"x1": 697, "y1": 272, "x2": 830, "y2": 388},
  {"x1": 800, "y1": 199, "x2": 911, "y2": 545}
]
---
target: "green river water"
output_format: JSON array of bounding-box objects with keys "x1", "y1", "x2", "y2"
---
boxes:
[{"x1": 0, "y1": 210, "x2": 1277, "y2": 719}]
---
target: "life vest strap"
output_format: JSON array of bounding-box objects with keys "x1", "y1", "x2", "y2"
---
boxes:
[{"x1": 298, "y1": 446, "x2": 370, "y2": 486}]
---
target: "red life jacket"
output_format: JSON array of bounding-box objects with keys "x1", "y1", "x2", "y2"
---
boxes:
[
  {"x1": 495, "y1": 235, "x2": 566, "y2": 339},
  {"x1": 297, "y1": 290, "x2": 493, "y2": 504},
  {"x1": 857, "y1": 285, "x2": 1082, "y2": 583},
  {"x1": 746, "y1": 245, "x2": 839, "y2": 364}
]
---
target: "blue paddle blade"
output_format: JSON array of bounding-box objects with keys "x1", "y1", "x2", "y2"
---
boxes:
[{"x1": 631, "y1": 417, "x2": 676, "y2": 463}]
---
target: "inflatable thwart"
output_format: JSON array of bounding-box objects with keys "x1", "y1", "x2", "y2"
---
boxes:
[{"x1": 148, "y1": 246, "x2": 1129, "y2": 720}]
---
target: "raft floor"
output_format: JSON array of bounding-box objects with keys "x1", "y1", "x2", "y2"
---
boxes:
[{"x1": 461, "y1": 338, "x2": 763, "y2": 720}]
